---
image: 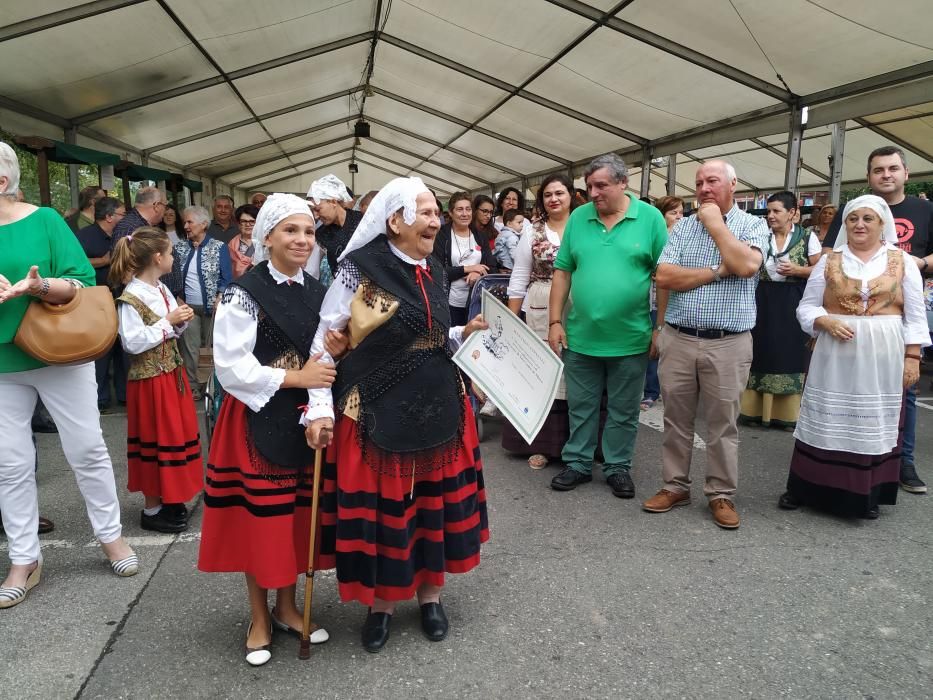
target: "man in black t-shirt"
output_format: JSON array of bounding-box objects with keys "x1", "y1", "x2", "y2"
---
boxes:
[
  {"x1": 822, "y1": 146, "x2": 933, "y2": 494},
  {"x1": 77, "y1": 196, "x2": 128, "y2": 410}
]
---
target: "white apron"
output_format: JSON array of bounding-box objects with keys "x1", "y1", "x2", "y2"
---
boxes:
[{"x1": 794, "y1": 315, "x2": 904, "y2": 455}]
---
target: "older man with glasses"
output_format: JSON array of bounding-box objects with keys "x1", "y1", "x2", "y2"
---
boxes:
[{"x1": 112, "y1": 186, "x2": 166, "y2": 245}]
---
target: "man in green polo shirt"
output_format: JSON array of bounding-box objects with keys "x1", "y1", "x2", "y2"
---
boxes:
[{"x1": 548, "y1": 153, "x2": 668, "y2": 498}]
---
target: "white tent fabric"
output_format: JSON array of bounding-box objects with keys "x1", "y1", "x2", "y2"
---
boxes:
[{"x1": 0, "y1": 0, "x2": 930, "y2": 201}]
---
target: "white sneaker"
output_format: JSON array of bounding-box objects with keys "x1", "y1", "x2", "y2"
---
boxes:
[{"x1": 479, "y1": 401, "x2": 500, "y2": 418}]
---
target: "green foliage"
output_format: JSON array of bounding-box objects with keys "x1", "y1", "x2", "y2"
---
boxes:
[
  {"x1": 841, "y1": 180, "x2": 932, "y2": 203},
  {"x1": 1, "y1": 128, "x2": 136, "y2": 212}
]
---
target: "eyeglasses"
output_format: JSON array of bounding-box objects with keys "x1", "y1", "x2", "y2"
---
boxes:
[
  {"x1": 239, "y1": 219, "x2": 255, "y2": 227},
  {"x1": 477, "y1": 208, "x2": 494, "y2": 215},
  {"x1": 154, "y1": 201, "x2": 167, "y2": 208}
]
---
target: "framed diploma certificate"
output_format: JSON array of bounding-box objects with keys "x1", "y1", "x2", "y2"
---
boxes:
[{"x1": 453, "y1": 289, "x2": 564, "y2": 444}]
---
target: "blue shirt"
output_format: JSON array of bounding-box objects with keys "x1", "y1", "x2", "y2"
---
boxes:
[{"x1": 658, "y1": 204, "x2": 769, "y2": 332}]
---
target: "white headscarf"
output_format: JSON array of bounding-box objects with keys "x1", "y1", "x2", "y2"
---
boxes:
[
  {"x1": 252, "y1": 193, "x2": 313, "y2": 263},
  {"x1": 834, "y1": 194, "x2": 898, "y2": 250},
  {"x1": 307, "y1": 174, "x2": 351, "y2": 205},
  {"x1": 338, "y1": 176, "x2": 430, "y2": 263}
]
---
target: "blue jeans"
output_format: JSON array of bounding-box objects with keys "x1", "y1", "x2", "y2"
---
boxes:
[
  {"x1": 903, "y1": 384, "x2": 917, "y2": 468},
  {"x1": 643, "y1": 310, "x2": 660, "y2": 401}
]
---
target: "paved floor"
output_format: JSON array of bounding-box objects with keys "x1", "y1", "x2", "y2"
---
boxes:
[{"x1": 3, "y1": 396, "x2": 933, "y2": 699}]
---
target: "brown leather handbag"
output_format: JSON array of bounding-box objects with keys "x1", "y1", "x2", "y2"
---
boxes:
[{"x1": 14, "y1": 286, "x2": 118, "y2": 365}]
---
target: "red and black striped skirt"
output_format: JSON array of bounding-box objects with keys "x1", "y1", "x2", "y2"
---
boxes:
[
  {"x1": 126, "y1": 370, "x2": 203, "y2": 504},
  {"x1": 317, "y1": 398, "x2": 489, "y2": 606},
  {"x1": 198, "y1": 397, "x2": 327, "y2": 590}
]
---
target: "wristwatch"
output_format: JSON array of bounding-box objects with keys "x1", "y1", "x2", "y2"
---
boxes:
[{"x1": 710, "y1": 265, "x2": 721, "y2": 283}]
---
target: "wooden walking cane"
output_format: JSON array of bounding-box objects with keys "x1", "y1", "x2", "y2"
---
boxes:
[{"x1": 298, "y1": 447, "x2": 324, "y2": 660}]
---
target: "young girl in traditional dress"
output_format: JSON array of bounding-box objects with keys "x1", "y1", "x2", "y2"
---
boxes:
[
  {"x1": 110, "y1": 227, "x2": 203, "y2": 533},
  {"x1": 197, "y1": 194, "x2": 340, "y2": 667}
]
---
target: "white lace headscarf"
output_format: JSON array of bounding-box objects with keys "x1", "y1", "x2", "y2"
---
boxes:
[
  {"x1": 252, "y1": 193, "x2": 313, "y2": 263},
  {"x1": 338, "y1": 177, "x2": 430, "y2": 263},
  {"x1": 834, "y1": 194, "x2": 898, "y2": 250},
  {"x1": 307, "y1": 174, "x2": 352, "y2": 205}
]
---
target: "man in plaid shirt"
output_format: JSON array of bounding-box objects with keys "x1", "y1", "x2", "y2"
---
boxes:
[{"x1": 643, "y1": 160, "x2": 769, "y2": 529}]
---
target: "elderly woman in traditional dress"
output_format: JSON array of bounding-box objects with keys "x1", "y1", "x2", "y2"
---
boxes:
[
  {"x1": 0, "y1": 142, "x2": 137, "y2": 610},
  {"x1": 779, "y1": 195, "x2": 930, "y2": 518},
  {"x1": 304, "y1": 177, "x2": 490, "y2": 653},
  {"x1": 740, "y1": 191, "x2": 822, "y2": 429},
  {"x1": 198, "y1": 194, "x2": 337, "y2": 666}
]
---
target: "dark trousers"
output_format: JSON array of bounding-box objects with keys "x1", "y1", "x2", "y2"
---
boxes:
[{"x1": 94, "y1": 340, "x2": 127, "y2": 405}]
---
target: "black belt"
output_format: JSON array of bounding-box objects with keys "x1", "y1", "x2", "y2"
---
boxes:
[{"x1": 667, "y1": 323, "x2": 739, "y2": 339}]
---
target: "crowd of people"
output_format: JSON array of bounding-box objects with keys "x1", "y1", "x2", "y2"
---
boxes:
[{"x1": 0, "y1": 138, "x2": 930, "y2": 666}]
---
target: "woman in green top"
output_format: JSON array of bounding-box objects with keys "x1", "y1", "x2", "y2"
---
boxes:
[{"x1": 0, "y1": 143, "x2": 138, "y2": 610}]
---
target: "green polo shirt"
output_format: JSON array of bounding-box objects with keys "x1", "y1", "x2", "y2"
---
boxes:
[
  {"x1": 0, "y1": 207, "x2": 97, "y2": 373},
  {"x1": 554, "y1": 194, "x2": 668, "y2": 357}
]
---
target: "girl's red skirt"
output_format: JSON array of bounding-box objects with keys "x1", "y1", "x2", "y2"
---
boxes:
[
  {"x1": 317, "y1": 398, "x2": 489, "y2": 606},
  {"x1": 198, "y1": 396, "x2": 327, "y2": 590},
  {"x1": 126, "y1": 369, "x2": 203, "y2": 504}
]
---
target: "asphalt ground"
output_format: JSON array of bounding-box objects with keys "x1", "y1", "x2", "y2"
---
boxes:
[{"x1": 3, "y1": 393, "x2": 933, "y2": 700}]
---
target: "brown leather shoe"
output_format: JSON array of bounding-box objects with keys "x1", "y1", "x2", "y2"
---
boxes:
[
  {"x1": 642, "y1": 489, "x2": 690, "y2": 513},
  {"x1": 709, "y1": 498, "x2": 739, "y2": 529}
]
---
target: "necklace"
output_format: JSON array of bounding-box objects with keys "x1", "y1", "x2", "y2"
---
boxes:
[{"x1": 454, "y1": 230, "x2": 472, "y2": 262}]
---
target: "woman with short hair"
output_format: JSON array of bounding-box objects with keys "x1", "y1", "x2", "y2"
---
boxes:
[
  {"x1": 168, "y1": 205, "x2": 232, "y2": 400},
  {"x1": 740, "y1": 191, "x2": 821, "y2": 429},
  {"x1": 433, "y1": 191, "x2": 495, "y2": 326},
  {"x1": 229, "y1": 203, "x2": 258, "y2": 279},
  {"x1": 0, "y1": 142, "x2": 137, "y2": 610}
]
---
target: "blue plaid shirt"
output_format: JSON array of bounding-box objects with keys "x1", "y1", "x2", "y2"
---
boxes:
[{"x1": 658, "y1": 204, "x2": 769, "y2": 332}]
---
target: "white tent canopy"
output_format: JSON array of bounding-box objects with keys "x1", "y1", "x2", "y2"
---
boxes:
[{"x1": 1, "y1": 0, "x2": 931, "y2": 201}]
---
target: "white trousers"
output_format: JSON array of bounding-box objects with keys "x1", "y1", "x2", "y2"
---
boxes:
[{"x1": 0, "y1": 363, "x2": 123, "y2": 564}]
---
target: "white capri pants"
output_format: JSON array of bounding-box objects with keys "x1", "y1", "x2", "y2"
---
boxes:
[{"x1": 0, "y1": 363, "x2": 123, "y2": 564}]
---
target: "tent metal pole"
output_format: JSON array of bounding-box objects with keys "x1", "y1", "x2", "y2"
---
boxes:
[
  {"x1": 783, "y1": 105, "x2": 804, "y2": 192},
  {"x1": 828, "y1": 121, "x2": 846, "y2": 206},
  {"x1": 64, "y1": 128, "x2": 79, "y2": 209},
  {"x1": 666, "y1": 156, "x2": 676, "y2": 196},
  {"x1": 640, "y1": 148, "x2": 651, "y2": 198}
]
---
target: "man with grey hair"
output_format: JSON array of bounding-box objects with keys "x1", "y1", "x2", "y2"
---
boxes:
[
  {"x1": 207, "y1": 194, "x2": 237, "y2": 243},
  {"x1": 113, "y1": 186, "x2": 167, "y2": 244},
  {"x1": 249, "y1": 191, "x2": 267, "y2": 209},
  {"x1": 548, "y1": 153, "x2": 669, "y2": 498},
  {"x1": 644, "y1": 160, "x2": 769, "y2": 529}
]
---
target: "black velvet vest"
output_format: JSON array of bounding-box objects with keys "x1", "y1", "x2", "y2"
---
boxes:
[
  {"x1": 232, "y1": 262, "x2": 325, "y2": 471},
  {"x1": 333, "y1": 236, "x2": 464, "y2": 475}
]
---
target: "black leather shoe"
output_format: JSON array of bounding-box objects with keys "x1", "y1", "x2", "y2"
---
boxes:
[
  {"x1": 420, "y1": 602, "x2": 449, "y2": 642},
  {"x1": 862, "y1": 506, "x2": 880, "y2": 520},
  {"x1": 550, "y1": 467, "x2": 592, "y2": 491},
  {"x1": 778, "y1": 491, "x2": 800, "y2": 510},
  {"x1": 361, "y1": 612, "x2": 392, "y2": 653},
  {"x1": 606, "y1": 471, "x2": 635, "y2": 499},
  {"x1": 162, "y1": 503, "x2": 189, "y2": 524},
  {"x1": 141, "y1": 509, "x2": 187, "y2": 533}
]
